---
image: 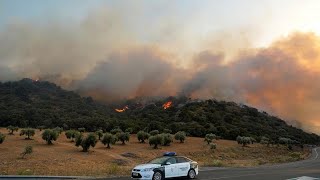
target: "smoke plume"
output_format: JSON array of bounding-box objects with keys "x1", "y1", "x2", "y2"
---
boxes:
[{"x1": 1, "y1": 8, "x2": 320, "y2": 133}]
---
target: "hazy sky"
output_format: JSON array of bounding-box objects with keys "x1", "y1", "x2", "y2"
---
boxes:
[{"x1": 1, "y1": 0, "x2": 320, "y2": 49}]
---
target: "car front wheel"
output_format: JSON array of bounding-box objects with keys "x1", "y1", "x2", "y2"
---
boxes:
[
  {"x1": 152, "y1": 171, "x2": 163, "y2": 180},
  {"x1": 187, "y1": 169, "x2": 196, "y2": 179}
]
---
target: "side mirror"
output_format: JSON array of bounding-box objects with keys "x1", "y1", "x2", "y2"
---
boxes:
[{"x1": 165, "y1": 162, "x2": 171, "y2": 165}]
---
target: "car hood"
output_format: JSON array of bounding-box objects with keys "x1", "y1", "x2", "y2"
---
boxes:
[{"x1": 134, "y1": 164, "x2": 161, "y2": 170}]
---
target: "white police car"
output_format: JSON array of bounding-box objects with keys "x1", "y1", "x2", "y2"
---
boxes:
[{"x1": 131, "y1": 152, "x2": 198, "y2": 180}]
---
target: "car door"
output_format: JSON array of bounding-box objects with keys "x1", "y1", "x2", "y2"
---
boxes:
[
  {"x1": 164, "y1": 157, "x2": 178, "y2": 178},
  {"x1": 176, "y1": 157, "x2": 190, "y2": 177}
]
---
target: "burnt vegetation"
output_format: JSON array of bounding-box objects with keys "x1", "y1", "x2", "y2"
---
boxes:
[{"x1": 0, "y1": 78, "x2": 319, "y2": 145}]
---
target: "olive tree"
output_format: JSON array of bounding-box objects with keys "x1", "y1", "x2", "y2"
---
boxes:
[
  {"x1": 137, "y1": 131, "x2": 150, "y2": 143},
  {"x1": 54, "y1": 127, "x2": 63, "y2": 134},
  {"x1": 20, "y1": 128, "x2": 35, "y2": 140},
  {"x1": 101, "y1": 133, "x2": 117, "y2": 148},
  {"x1": 161, "y1": 133, "x2": 173, "y2": 146},
  {"x1": 149, "y1": 130, "x2": 159, "y2": 136},
  {"x1": 65, "y1": 130, "x2": 80, "y2": 142},
  {"x1": 96, "y1": 130, "x2": 104, "y2": 140},
  {"x1": 149, "y1": 135, "x2": 163, "y2": 149},
  {"x1": 111, "y1": 128, "x2": 123, "y2": 135},
  {"x1": 204, "y1": 133, "x2": 216, "y2": 145},
  {"x1": 7, "y1": 125, "x2": 19, "y2": 135},
  {"x1": 42, "y1": 129, "x2": 59, "y2": 145},
  {"x1": 75, "y1": 133, "x2": 97, "y2": 152},
  {"x1": 21, "y1": 145, "x2": 33, "y2": 159},
  {"x1": 237, "y1": 136, "x2": 252, "y2": 147},
  {"x1": 174, "y1": 131, "x2": 186, "y2": 143},
  {"x1": 0, "y1": 133, "x2": 5, "y2": 144},
  {"x1": 117, "y1": 132, "x2": 130, "y2": 145},
  {"x1": 125, "y1": 128, "x2": 133, "y2": 134}
]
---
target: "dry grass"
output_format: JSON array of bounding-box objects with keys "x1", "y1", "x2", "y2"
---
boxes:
[{"x1": 0, "y1": 128, "x2": 310, "y2": 177}]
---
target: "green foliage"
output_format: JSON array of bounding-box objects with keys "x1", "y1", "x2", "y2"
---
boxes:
[
  {"x1": 36, "y1": 126, "x2": 46, "y2": 131},
  {"x1": 53, "y1": 127, "x2": 63, "y2": 134},
  {"x1": 161, "y1": 133, "x2": 173, "y2": 146},
  {"x1": 0, "y1": 133, "x2": 5, "y2": 144},
  {"x1": 125, "y1": 128, "x2": 133, "y2": 134},
  {"x1": 163, "y1": 129, "x2": 172, "y2": 134},
  {"x1": 149, "y1": 130, "x2": 159, "y2": 136},
  {"x1": 149, "y1": 135, "x2": 163, "y2": 149},
  {"x1": 96, "y1": 130, "x2": 104, "y2": 140},
  {"x1": 78, "y1": 128, "x2": 86, "y2": 133},
  {"x1": 209, "y1": 143, "x2": 217, "y2": 150},
  {"x1": 260, "y1": 136, "x2": 270, "y2": 145},
  {"x1": 174, "y1": 131, "x2": 186, "y2": 143},
  {"x1": 42, "y1": 129, "x2": 59, "y2": 145},
  {"x1": 137, "y1": 131, "x2": 150, "y2": 143},
  {"x1": 117, "y1": 132, "x2": 130, "y2": 145},
  {"x1": 21, "y1": 145, "x2": 33, "y2": 158},
  {"x1": 7, "y1": 125, "x2": 19, "y2": 135},
  {"x1": 101, "y1": 133, "x2": 117, "y2": 148},
  {"x1": 111, "y1": 128, "x2": 123, "y2": 135},
  {"x1": 237, "y1": 136, "x2": 252, "y2": 147},
  {"x1": 75, "y1": 133, "x2": 97, "y2": 152},
  {"x1": 20, "y1": 128, "x2": 35, "y2": 140},
  {"x1": 65, "y1": 130, "x2": 80, "y2": 142},
  {"x1": 204, "y1": 133, "x2": 216, "y2": 145}
]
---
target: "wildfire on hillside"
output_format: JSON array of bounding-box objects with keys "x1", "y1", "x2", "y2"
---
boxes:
[
  {"x1": 162, "y1": 101, "x2": 172, "y2": 109},
  {"x1": 115, "y1": 105, "x2": 129, "y2": 112}
]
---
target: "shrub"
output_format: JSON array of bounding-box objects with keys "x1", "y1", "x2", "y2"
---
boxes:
[
  {"x1": 21, "y1": 145, "x2": 33, "y2": 158},
  {"x1": 111, "y1": 128, "x2": 123, "y2": 135},
  {"x1": 101, "y1": 133, "x2": 117, "y2": 148},
  {"x1": 65, "y1": 130, "x2": 80, "y2": 142},
  {"x1": 42, "y1": 129, "x2": 59, "y2": 145},
  {"x1": 161, "y1": 133, "x2": 173, "y2": 146},
  {"x1": 137, "y1": 131, "x2": 150, "y2": 143},
  {"x1": 163, "y1": 129, "x2": 172, "y2": 134},
  {"x1": 209, "y1": 143, "x2": 217, "y2": 150},
  {"x1": 279, "y1": 137, "x2": 292, "y2": 145},
  {"x1": 149, "y1": 130, "x2": 159, "y2": 136},
  {"x1": 96, "y1": 130, "x2": 104, "y2": 140},
  {"x1": 7, "y1": 125, "x2": 19, "y2": 135},
  {"x1": 75, "y1": 133, "x2": 97, "y2": 152},
  {"x1": 117, "y1": 132, "x2": 130, "y2": 145},
  {"x1": 149, "y1": 135, "x2": 163, "y2": 149},
  {"x1": 0, "y1": 133, "x2": 5, "y2": 144},
  {"x1": 125, "y1": 128, "x2": 133, "y2": 134},
  {"x1": 36, "y1": 126, "x2": 46, "y2": 131},
  {"x1": 53, "y1": 127, "x2": 63, "y2": 134},
  {"x1": 236, "y1": 136, "x2": 242, "y2": 144},
  {"x1": 260, "y1": 136, "x2": 270, "y2": 146},
  {"x1": 174, "y1": 131, "x2": 186, "y2": 143},
  {"x1": 204, "y1": 133, "x2": 216, "y2": 144},
  {"x1": 78, "y1": 128, "x2": 86, "y2": 133},
  {"x1": 20, "y1": 128, "x2": 35, "y2": 140},
  {"x1": 237, "y1": 136, "x2": 252, "y2": 146}
]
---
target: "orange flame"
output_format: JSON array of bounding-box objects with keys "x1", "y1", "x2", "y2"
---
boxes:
[
  {"x1": 115, "y1": 105, "x2": 129, "y2": 112},
  {"x1": 162, "y1": 101, "x2": 172, "y2": 109}
]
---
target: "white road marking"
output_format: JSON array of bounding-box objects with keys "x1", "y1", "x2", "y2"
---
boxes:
[{"x1": 287, "y1": 176, "x2": 319, "y2": 180}]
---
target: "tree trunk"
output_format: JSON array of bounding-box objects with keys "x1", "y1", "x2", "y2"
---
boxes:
[
  {"x1": 154, "y1": 144, "x2": 158, "y2": 149},
  {"x1": 107, "y1": 143, "x2": 110, "y2": 148}
]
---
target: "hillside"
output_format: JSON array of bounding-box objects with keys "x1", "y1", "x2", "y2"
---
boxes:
[{"x1": 0, "y1": 79, "x2": 319, "y2": 144}]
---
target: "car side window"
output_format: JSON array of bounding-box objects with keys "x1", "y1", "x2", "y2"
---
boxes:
[
  {"x1": 176, "y1": 157, "x2": 189, "y2": 163},
  {"x1": 166, "y1": 157, "x2": 177, "y2": 164}
]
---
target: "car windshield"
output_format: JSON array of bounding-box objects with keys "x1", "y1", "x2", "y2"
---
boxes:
[{"x1": 148, "y1": 157, "x2": 170, "y2": 164}]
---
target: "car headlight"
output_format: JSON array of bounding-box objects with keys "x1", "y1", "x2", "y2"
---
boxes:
[{"x1": 142, "y1": 168, "x2": 154, "y2": 172}]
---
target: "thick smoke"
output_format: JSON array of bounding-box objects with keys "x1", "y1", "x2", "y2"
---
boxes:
[{"x1": 1, "y1": 10, "x2": 320, "y2": 133}]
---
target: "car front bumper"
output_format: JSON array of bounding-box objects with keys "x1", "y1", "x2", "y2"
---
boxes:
[{"x1": 131, "y1": 171, "x2": 153, "y2": 180}]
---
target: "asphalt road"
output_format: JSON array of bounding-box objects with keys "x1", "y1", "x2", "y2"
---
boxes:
[
  {"x1": 1, "y1": 148, "x2": 319, "y2": 180},
  {"x1": 105, "y1": 147, "x2": 320, "y2": 180}
]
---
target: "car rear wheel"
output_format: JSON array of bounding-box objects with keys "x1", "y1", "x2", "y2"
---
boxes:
[
  {"x1": 152, "y1": 171, "x2": 163, "y2": 180},
  {"x1": 187, "y1": 169, "x2": 196, "y2": 179}
]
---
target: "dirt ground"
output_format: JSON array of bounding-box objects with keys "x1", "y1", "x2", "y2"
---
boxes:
[{"x1": 0, "y1": 128, "x2": 310, "y2": 177}]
